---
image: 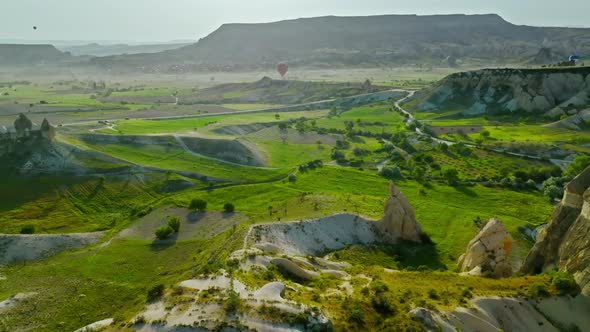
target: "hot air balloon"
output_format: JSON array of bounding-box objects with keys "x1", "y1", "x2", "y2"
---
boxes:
[
  {"x1": 33, "y1": 26, "x2": 37, "y2": 30},
  {"x1": 277, "y1": 63, "x2": 288, "y2": 78}
]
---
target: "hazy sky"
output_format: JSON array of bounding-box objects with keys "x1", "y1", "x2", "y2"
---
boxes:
[{"x1": 2, "y1": 0, "x2": 589, "y2": 43}]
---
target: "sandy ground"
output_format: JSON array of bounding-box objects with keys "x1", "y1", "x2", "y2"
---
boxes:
[
  {"x1": 133, "y1": 271, "x2": 329, "y2": 332},
  {"x1": 247, "y1": 213, "x2": 382, "y2": 256},
  {"x1": 119, "y1": 206, "x2": 247, "y2": 241},
  {"x1": 73, "y1": 318, "x2": 114, "y2": 332},
  {"x1": 0, "y1": 232, "x2": 103, "y2": 265}
]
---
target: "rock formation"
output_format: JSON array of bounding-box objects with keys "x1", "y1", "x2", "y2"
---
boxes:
[
  {"x1": 414, "y1": 67, "x2": 590, "y2": 116},
  {"x1": 40, "y1": 118, "x2": 56, "y2": 141},
  {"x1": 522, "y1": 166, "x2": 590, "y2": 294},
  {"x1": 458, "y1": 218, "x2": 513, "y2": 277},
  {"x1": 14, "y1": 113, "x2": 32, "y2": 138},
  {"x1": 378, "y1": 182, "x2": 425, "y2": 243}
]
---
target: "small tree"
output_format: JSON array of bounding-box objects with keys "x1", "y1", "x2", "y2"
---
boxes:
[
  {"x1": 480, "y1": 130, "x2": 491, "y2": 139},
  {"x1": 223, "y1": 203, "x2": 235, "y2": 213},
  {"x1": 278, "y1": 123, "x2": 289, "y2": 143},
  {"x1": 380, "y1": 165, "x2": 402, "y2": 179},
  {"x1": 412, "y1": 166, "x2": 426, "y2": 180},
  {"x1": 147, "y1": 284, "x2": 165, "y2": 302},
  {"x1": 189, "y1": 198, "x2": 207, "y2": 212},
  {"x1": 155, "y1": 225, "x2": 173, "y2": 240},
  {"x1": 442, "y1": 167, "x2": 460, "y2": 186},
  {"x1": 288, "y1": 173, "x2": 297, "y2": 182},
  {"x1": 167, "y1": 216, "x2": 181, "y2": 233}
]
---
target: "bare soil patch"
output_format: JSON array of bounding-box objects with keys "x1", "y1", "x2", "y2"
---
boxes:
[
  {"x1": 0, "y1": 233, "x2": 103, "y2": 265},
  {"x1": 119, "y1": 205, "x2": 247, "y2": 241}
]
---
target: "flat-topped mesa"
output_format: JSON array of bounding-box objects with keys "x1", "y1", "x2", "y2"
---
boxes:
[
  {"x1": 458, "y1": 218, "x2": 513, "y2": 277},
  {"x1": 378, "y1": 182, "x2": 425, "y2": 243}
]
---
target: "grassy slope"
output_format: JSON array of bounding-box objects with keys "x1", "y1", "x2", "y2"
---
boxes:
[
  {"x1": 83, "y1": 141, "x2": 290, "y2": 183},
  {"x1": 99, "y1": 110, "x2": 329, "y2": 135},
  {"x1": 315, "y1": 102, "x2": 406, "y2": 134},
  {"x1": 168, "y1": 166, "x2": 551, "y2": 262},
  {"x1": 0, "y1": 175, "x2": 166, "y2": 234}
]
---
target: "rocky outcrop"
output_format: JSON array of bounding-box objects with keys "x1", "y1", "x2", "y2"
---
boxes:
[
  {"x1": 40, "y1": 118, "x2": 56, "y2": 141},
  {"x1": 270, "y1": 257, "x2": 318, "y2": 281},
  {"x1": 413, "y1": 67, "x2": 590, "y2": 116},
  {"x1": 522, "y1": 166, "x2": 590, "y2": 294},
  {"x1": 432, "y1": 296, "x2": 590, "y2": 332},
  {"x1": 13, "y1": 113, "x2": 32, "y2": 138},
  {"x1": 378, "y1": 182, "x2": 425, "y2": 243},
  {"x1": 458, "y1": 219, "x2": 513, "y2": 277}
]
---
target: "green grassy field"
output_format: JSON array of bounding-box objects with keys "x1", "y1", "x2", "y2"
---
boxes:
[
  {"x1": 0, "y1": 174, "x2": 169, "y2": 234},
  {"x1": 82, "y1": 140, "x2": 291, "y2": 183},
  {"x1": 466, "y1": 124, "x2": 590, "y2": 144},
  {"x1": 427, "y1": 149, "x2": 553, "y2": 180},
  {"x1": 314, "y1": 102, "x2": 406, "y2": 134},
  {"x1": 0, "y1": 72, "x2": 578, "y2": 331},
  {"x1": 97, "y1": 109, "x2": 329, "y2": 135},
  {"x1": 252, "y1": 139, "x2": 332, "y2": 167}
]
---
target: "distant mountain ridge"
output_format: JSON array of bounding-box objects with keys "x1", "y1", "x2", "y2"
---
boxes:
[
  {"x1": 59, "y1": 42, "x2": 192, "y2": 57},
  {"x1": 90, "y1": 14, "x2": 590, "y2": 71},
  {"x1": 0, "y1": 44, "x2": 72, "y2": 65}
]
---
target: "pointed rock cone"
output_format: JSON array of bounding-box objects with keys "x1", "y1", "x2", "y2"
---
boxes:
[{"x1": 378, "y1": 182, "x2": 425, "y2": 243}]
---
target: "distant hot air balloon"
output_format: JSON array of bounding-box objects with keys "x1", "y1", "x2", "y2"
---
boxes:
[
  {"x1": 33, "y1": 26, "x2": 37, "y2": 30},
  {"x1": 277, "y1": 63, "x2": 288, "y2": 78}
]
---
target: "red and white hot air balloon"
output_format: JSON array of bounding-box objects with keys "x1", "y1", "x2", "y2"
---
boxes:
[{"x1": 277, "y1": 63, "x2": 288, "y2": 78}]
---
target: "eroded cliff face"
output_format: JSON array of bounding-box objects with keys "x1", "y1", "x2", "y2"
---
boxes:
[
  {"x1": 522, "y1": 166, "x2": 590, "y2": 295},
  {"x1": 415, "y1": 67, "x2": 590, "y2": 117}
]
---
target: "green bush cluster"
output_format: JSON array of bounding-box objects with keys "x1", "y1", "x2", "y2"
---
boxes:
[{"x1": 189, "y1": 198, "x2": 207, "y2": 211}]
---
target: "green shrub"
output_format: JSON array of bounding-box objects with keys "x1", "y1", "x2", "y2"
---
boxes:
[
  {"x1": 371, "y1": 292, "x2": 396, "y2": 314},
  {"x1": 147, "y1": 284, "x2": 165, "y2": 302},
  {"x1": 189, "y1": 198, "x2": 207, "y2": 211},
  {"x1": 20, "y1": 224, "x2": 35, "y2": 234},
  {"x1": 344, "y1": 301, "x2": 365, "y2": 326},
  {"x1": 223, "y1": 203, "x2": 235, "y2": 213},
  {"x1": 155, "y1": 225, "x2": 173, "y2": 240},
  {"x1": 288, "y1": 173, "x2": 297, "y2": 182},
  {"x1": 167, "y1": 216, "x2": 181, "y2": 233},
  {"x1": 527, "y1": 283, "x2": 549, "y2": 298},
  {"x1": 224, "y1": 290, "x2": 243, "y2": 313},
  {"x1": 441, "y1": 166, "x2": 460, "y2": 186},
  {"x1": 380, "y1": 164, "x2": 402, "y2": 179},
  {"x1": 551, "y1": 271, "x2": 579, "y2": 296},
  {"x1": 427, "y1": 288, "x2": 440, "y2": 300},
  {"x1": 461, "y1": 287, "x2": 473, "y2": 299}
]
